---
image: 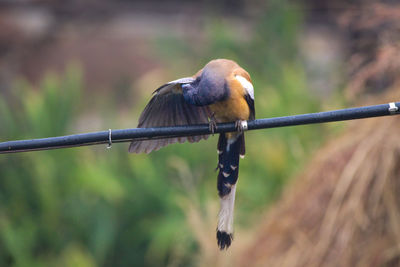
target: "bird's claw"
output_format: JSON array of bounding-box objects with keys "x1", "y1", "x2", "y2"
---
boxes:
[
  {"x1": 209, "y1": 114, "x2": 217, "y2": 135},
  {"x1": 209, "y1": 120, "x2": 217, "y2": 135}
]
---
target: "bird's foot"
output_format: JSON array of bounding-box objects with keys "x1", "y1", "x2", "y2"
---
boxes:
[
  {"x1": 235, "y1": 120, "x2": 248, "y2": 133},
  {"x1": 209, "y1": 114, "x2": 217, "y2": 135}
]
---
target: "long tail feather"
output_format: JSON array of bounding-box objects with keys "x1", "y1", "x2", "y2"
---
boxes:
[{"x1": 216, "y1": 133, "x2": 244, "y2": 250}]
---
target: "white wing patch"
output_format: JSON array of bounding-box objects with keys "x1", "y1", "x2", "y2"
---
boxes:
[
  {"x1": 235, "y1": 75, "x2": 254, "y2": 99},
  {"x1": 157, "y1": 77, "x2": 195, "y2": 95},
  {"x1": 168, "y1": 77, "x2": 195, "y2": 85}
]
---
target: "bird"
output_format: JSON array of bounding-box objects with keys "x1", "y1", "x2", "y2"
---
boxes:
[{"x1": 129, "y1": 59, "x2": 255, "y2": 250}]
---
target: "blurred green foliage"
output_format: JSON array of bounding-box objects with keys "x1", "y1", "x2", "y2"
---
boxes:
[
  {"x1": 0, "y1": 1, "x2": 341, "y2": 266},
  {"x1": 0, "y1": 67, "x2": 198, "y2": 266}
]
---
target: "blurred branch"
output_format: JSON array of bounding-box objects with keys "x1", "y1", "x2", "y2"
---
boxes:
[{"x1": 0, "y1": 101, "x2": 399, "y2": 154}]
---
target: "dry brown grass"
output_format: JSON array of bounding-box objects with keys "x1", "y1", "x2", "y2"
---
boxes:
[
  {"x1": 236, "y1": 89, "x2": 400, "y2": 267},
  {"x1": 338, "y1": 3, "x2": 400, "y2": 99},
  {"x1": 234, "y1": 2, "x2": 400, "y2": 266},
  {"x1": 186, "y1": 90, "x2": 400, "y2": 267},
  {"x1": 184, "y1": 92, "x2": 400, "y2": 267}
]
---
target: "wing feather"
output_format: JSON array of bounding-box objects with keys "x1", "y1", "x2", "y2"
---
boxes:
[{"x1": 129, "y1": 78, "x2": 211, "y2": 153}]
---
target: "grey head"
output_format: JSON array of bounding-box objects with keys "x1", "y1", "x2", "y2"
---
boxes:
[{"x1": 183, "y1": 59, "x2": 240, "y2": 106}]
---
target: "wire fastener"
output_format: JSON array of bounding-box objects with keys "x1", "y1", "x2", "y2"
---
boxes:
[
  {"x1": 388, "y1": 102, "x2": 399, "y2": 114},
  {"x1": 240, "y1": 120, "x2": 248, "y2": 131},
  {"x1": 107, "y1": 129, "x2": 112, "y2": 149}
]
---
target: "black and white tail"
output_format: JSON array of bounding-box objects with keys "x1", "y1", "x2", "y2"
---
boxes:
[{"x1": 216, "y1": 133, "x2": 245, "y2": 250}]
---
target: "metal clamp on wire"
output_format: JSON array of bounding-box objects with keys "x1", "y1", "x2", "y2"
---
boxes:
[
  {"x1": 388, "y1": 102, "x2": 399, "y2": 114},
  {"x1": 107, "y1": 129, "x2": 112, "y2": 149},
  {"x1": 240, "y1": 120, "x2": 248, "y2": 131}
]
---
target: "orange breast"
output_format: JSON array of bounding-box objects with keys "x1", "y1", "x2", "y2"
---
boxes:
[{"x1": 209, "y1": 78, "x2": 250, "y2": 122}]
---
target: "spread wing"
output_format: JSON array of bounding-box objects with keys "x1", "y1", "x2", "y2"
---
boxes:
[{"x1": 129, "y1": 77, "x2": 211, "y2": 153}]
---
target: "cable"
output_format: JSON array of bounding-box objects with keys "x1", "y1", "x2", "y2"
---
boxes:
[{"x1": 0, "y1": 102, "x2": 399, "y2": 154}]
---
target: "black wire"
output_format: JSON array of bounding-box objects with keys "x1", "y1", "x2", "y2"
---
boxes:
[{"x1": 0, "y1": 102, "x2": 399, "y2": 154}]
